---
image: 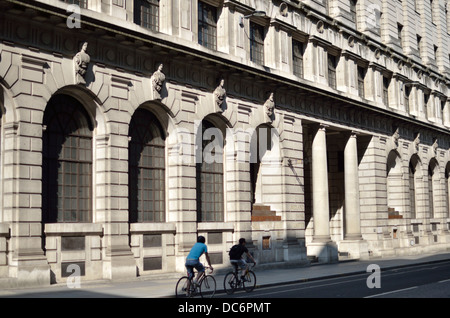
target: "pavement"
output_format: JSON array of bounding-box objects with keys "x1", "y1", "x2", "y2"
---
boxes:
[{"x1": 1, "y1": 251, "x2": 450, "y2": 298}]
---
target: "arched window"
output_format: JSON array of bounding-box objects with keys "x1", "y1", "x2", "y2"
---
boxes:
[
  {"x1": 250, "y1": 124, "x2": 272, "y2": 205},
  {"x1": 445, "y1": 163, "x2": 450, "y2": 218},
  {"x1": 409, "y1": 158, "x2": 417, "y2": 220},
  {"x1": 42, "y1": 95, "x2": 93, "y2": 223},
  {"x1": 196, "y1": 119, "x2": 224, "y2": 222},
  {"x1": 428, "y1": 159, "x2": 439, "y2": 219},
  {"x1": 386, "y1": 150, "x2": 402, "y2": 214},
  {"x1": 128, "y1": 108, "x2": 165, "y2": 223}
]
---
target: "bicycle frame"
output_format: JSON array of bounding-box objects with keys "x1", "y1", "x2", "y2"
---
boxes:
[{"x1": 176, "y1": 266, "x2": 216, "y2": 298}]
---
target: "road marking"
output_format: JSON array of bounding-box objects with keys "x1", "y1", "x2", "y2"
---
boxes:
[
  {"x1": 365, "y1": 286, "x2": 418, "y2": 298},
  {"x1": 438, "y1": 279, "x2": 450, "y2": 283},
  {"x1": 236, "y1": 276, "x2": 370, "y2": 298}
]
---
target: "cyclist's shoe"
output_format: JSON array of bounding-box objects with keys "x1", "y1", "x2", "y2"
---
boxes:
[{"x1": 241, "y1": 276, "x2": 247, "y2": 282}]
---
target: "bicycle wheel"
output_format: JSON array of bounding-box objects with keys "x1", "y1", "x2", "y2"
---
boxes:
[
  {"x1": 199, "y1": 275, "x2": 216, "y2": 298},
  {"x1": 223, "y1": 272, "x2": 238, "y2": 295},
  {"x1": 243, "y1": 271, "x2": 256, "y2": 292},
  {"x1": 175, "y1": 276, "x2": 191, "y2": 298}
]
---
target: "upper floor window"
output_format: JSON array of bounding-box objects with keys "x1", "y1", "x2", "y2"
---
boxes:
[
  {"x1": 198, "y1": 1, "x2": 218, "y2": 50},
  {"x1": 250, "y1": 22, "x2": 265, "y2": 66},
  {"x1": 417, "y1": 35, "x2": 422, "y2": 58},
  {"x1": 383, "y1": 76, "x2": 391, "y2": 106},
  {"x1": 134, "y1": 0, "x2": 159, "y2": 32},
  {"x1": 357, "y1": 66, "x2": 366, "y2": 98},
  {"x1": 292, "y1": 39, "x2": 304, "y2": 78},
  {"x1": 61, "y1": 0, "x2": 87, "y2": 9},
  {"x1": 328, "y1": 54, "x2": 337, "y2": 89},
  {"x1": 350, "y1": 0, "x2": 357, "y2": 24},
  {"x1": 404, "y1": 85, "x2": 411, "y2": 113},
  {"x1": 430, "y1": 0, "x2": 435, "y2": 24},
  {"x1": 397, "y1": 23, "x2": 403, "y2": 48}
]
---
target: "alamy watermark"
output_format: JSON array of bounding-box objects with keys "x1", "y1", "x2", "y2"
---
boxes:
[
  {"x1": 66, "y1": 264, "x2": 81, "y2": 289},
  {"x1": 366, "y1": 264, "x2": 381, "y2": 289},
  {"x1": 66, "y1": 4, "x2": 81, "y2": 29}
]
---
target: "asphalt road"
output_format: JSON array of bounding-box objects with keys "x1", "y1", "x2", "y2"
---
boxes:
[{"x1": 217, "y1": 260, "x2": 450, "y2": 298}]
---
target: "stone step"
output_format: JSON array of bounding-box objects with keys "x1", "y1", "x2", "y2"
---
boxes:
[
  {"x1": 251, "y1": 204, "x2": 281, "y2": 221},
  {"x1": 252, "y1": 204, "x2": 272, "y2": 211}
]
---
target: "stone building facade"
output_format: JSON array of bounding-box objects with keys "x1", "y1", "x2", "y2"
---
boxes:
[{"x1": 1, "y1": 0, "x2": 450, "y2": 287}]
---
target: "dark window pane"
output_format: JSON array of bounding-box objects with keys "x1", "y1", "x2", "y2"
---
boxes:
[
  {"x1": 60, "y1": 0, "x2": 87, "y2": 9},
  {"x1": 293, "y1": 39, "x2": 304, "y2": 78},
  {"x1": 134, "y1": 0, "x2": 159, "y2": 32},
  {"x1": 197, "y1": 120, "x2": 224, "y2": 222},
  {"x1": 129, "y1": 108, "x2": 165, "y2": 223},
  {"x1": 198, "y1": 1, "x2": 217, "y2": 50},
  {"x1": 250, "y1": 22, "x2": 265, "y2": 65},
  {"x1": 42, "y1": 95, "x2": 93, "y2": 223}
]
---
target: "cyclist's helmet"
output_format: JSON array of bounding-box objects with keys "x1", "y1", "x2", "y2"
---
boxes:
[{"x1": 197, "y1": 236, "x2": 206, "y2": 243}]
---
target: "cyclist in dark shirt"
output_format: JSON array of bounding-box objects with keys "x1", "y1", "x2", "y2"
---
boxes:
[{"x1": 229, "y1": 238, "x2": 256, "y2": 281}]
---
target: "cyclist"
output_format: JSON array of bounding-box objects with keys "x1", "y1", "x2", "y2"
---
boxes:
[
  {"x1": 185, "y1": 236, "x2": 213, "y2": 290},
  {"x1": 228, "y1": 238, "x2": 256, "y2": 282}
]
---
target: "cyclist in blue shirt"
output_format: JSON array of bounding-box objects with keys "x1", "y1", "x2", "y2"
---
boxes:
[{"x1": 185, "y1": 236, "x2": 213, "y2": 287}]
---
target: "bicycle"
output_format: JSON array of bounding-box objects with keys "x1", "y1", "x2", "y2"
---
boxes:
[
  {"x1": 175, "y1": 267, "x2": 216, "y2": 298},
  {"x1": 223, "y1": 262, "x2": 256, "y2": 295}
]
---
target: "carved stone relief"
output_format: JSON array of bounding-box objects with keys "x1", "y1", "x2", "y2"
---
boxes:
[
  {"x1": 264, "y1": 92, "x2": 275, "y2": 123},
  {"x1": 213, "y1": 78, "x2": 226, "y2": 112},
  {"x1": 73, "y1": 42, "x2": 90, "y2": 85},
  {"x1": 151, "y1": 63, "x2": 166, "y2": 100}
]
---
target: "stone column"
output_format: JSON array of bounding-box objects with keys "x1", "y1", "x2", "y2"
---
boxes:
[
  {"x1": 340, "y1": 132, "x2": 369, "y2": 259},
  {"x1": 312, "y1": 124, "x2": 331, "y2": 242},
  {"x1": 307, "y1": 124, "x2": 338, "y2": 263},
  {"x1": 344, "y1": 132, "x2": 363, "y2": 240}
]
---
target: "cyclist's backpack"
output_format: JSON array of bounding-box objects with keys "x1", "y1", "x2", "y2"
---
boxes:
[{"x1": 228, "y1": 244, "x2": 241, "y2": 260}]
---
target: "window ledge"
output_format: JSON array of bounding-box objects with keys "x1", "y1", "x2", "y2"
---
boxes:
[
  {"x1": 130, "y1": 222, "x2": 176, "y2": 234},
  {"x1": 44, "y1": 223, "x2": 103, "y2": 236},
  {"x1": 197, "y1": 222, "x2": 234, "y2": 232}
]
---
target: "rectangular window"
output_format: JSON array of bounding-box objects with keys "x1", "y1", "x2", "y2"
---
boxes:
[
  {"x1": 134, "y1": 0, "x2": 159, "y2": 32},
  {"x1": 292, "y1": 39, "x2": 304, "y2": 78},
  {"x1": 417, "y1": 35, "x2": 422, "y2": 58},
  {"x1": 434, "y1": 45, "x2": 438, "y2": 62},
  {"x1": 424, "y1": 92, "x2": 430, "y2": 107},
  {"x1": 383, "y1": 76, "x2": 390, "y2": 106},
  {"x1": 328, "y1": 54, "x2": 337, "y2": 89},
  {"x1": 350, "y1": 0, "x2": 357, "y2": 23},
  {"x1": 250, "y1": 22, "x2": 265, "y2": 65},
  {"x1": 397, "y1": 23, "x2": 403, "y2": 48},
  {"x1": 404, "y1": 85, "x2": 411, "y2": 112},
  {"x1": 198, "y1": 1, "x2": 217, "y2": 50},
  {"x1": 431, "y1": 0, "x2": 435, "y2": 24},
  {"x1": 357, "y1": 66, "x2": 366, "y2": 98},
  {"x1": 61, "y1": 0, "x2": 87, "y2": 8}
]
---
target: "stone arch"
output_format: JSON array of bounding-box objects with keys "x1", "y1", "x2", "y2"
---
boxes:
[
  {"x1": 135, "y1": 100, "x2": 176, "y2": 139},
  {"x1": 408, "y1": 154, "x2": 422, "y2": 219},
  {"x1": 128, "y1": 106, "x2": 167, "y2": 223},
  {"x1": 386, "y1": 149, "x2": 403, "y2": 214},
  {"x1": 42, "y1": 93, "x2": 95, "y2": 223},
  {"x1": 445, "y1": 162, "x2": 450, "y2": 218},
  {"x1": 195, "y1": 113, "x2": 230, "y2": 223},
  {"x1": 0, "y1": 83, "x2": 19, "y2": 127},
  {"x1": 428, "y1": 157, "x2": 439, "y2": 219},
  {"x1": 51, "y1": 85, "x2": 108, "y2": 136},
  {"x1": 249, "y1": 123, "x2": 283, "y2": 210}
]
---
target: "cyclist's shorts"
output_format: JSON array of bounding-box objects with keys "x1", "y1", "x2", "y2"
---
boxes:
[
  {"x1": 230, "y1": 259, "x2": 247, "y2": 269},
  {"x1": 185, "y1": 259, "x2": 205, "y2": 277}
]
